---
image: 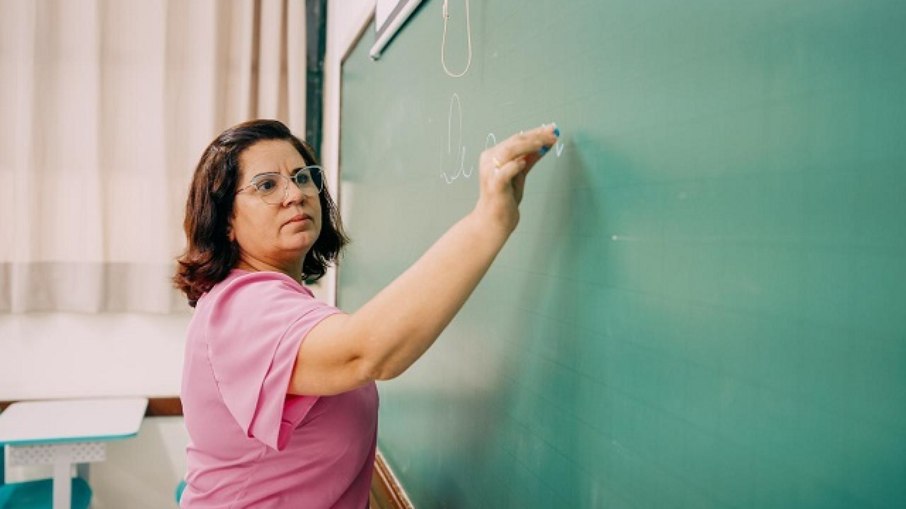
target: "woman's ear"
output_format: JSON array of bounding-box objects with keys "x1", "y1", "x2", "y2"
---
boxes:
[{"x1": 227, "y1": 224, "x2": 235, "y2": 242}]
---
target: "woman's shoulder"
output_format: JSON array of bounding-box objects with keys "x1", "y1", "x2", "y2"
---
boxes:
[{"x1": 200, "y1": 269, "x2": 314, "y2": 309}]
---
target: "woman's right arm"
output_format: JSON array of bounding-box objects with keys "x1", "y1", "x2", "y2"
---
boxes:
[{"x1": 288, "y1": 124, "x2": 559, "y2": 396}]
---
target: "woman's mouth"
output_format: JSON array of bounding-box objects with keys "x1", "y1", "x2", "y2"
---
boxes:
[{"x1": 285, "y1": 214, "x2": 310, "y2": 225}]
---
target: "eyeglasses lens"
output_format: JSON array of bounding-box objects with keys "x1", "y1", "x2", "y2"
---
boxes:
[{"x1": 255, "y1": 167, "x2": 323, "y2": 204}]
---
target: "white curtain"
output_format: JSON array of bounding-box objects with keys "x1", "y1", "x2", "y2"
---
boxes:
[{"x1": 0, "y1": 0, "x2": 308, "y2": 313}]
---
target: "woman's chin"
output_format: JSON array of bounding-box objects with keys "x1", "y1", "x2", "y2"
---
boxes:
[{"x1": 281, "y1": 236, "x2": 317, "y2": 257}]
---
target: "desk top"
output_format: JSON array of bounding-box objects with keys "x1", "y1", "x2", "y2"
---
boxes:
[{"x1": 0, "y1": 397, "x2": 148, "y2": 446}]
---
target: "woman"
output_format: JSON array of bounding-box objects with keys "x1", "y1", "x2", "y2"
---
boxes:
[{"x1": 174, "y1": 119, "x2": 558, "y2": 508}]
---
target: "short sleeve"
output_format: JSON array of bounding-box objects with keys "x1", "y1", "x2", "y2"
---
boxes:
[{"x1": 201, "y1": 271, "x2": 341, "y2": 451}]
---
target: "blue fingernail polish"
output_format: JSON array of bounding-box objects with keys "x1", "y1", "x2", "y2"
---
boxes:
[
  {"x1": 539, "y1": 146, "x2": 550, "y2": 156},
  {"x1": 553, "y1": 127, "x2": 560, "y2": 137}
]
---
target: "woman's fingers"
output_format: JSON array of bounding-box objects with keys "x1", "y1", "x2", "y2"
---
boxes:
[
  {"x1": 488, "y1": 124, "x2": 558, "y2": 175},
  {"x1": 507, "y1": 124, "x2": 558, "y2": 158},
  {"x1": 492, "y1": 156, "x2": 527, "y2": 182}
]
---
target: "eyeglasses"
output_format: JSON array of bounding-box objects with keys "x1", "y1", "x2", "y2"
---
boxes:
[{"x1": 236, "y1": 165, "x2": 324, "y2": 204}]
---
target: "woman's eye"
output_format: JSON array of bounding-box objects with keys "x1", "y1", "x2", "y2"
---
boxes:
[
  {"x1": 255, "y1": 178, "x2": 278, "y2": 192},
  {"x1": 294, "y1": 172, "x2": 311, "y2": 185}
]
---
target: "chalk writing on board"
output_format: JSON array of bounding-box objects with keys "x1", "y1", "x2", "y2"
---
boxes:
[
  {"x1": 441, "y1": 92, "x2": 473, "y2": 184},
  {"x1": 440, "y1": 0, "x2": 473, "y2": 78},
  {"x1": 441, "y1": 100, "x2": 566, "y2": 185}
]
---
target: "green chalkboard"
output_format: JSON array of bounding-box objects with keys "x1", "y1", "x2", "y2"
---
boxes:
[{"x1": 338, "y1": 1, "x2": 906, "y2": 507}]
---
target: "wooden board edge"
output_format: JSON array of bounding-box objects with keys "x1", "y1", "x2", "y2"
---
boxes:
[
  {"x1": 1, "y1": 396, "x2": 183, "y2": 417},
  {"x1": 370, "y1": 449, "x2": 414, "y2": 509}
]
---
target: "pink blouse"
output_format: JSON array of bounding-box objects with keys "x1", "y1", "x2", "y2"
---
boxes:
[{"x1": 180, "y1": 270, "x2": 378, "y2": 508}]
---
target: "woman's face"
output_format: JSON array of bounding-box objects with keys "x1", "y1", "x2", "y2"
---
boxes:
[{"x1": 230, "y1": 139, "x2": 322, "y2": 274}]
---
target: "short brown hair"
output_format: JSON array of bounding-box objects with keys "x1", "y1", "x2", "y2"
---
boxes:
[{"x1": 174, "y1": 119, "x2": 348, "y2": 306}]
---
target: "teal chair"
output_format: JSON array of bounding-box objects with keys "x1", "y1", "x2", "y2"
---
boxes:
[
  {"x1": 0, "y1": 480, "x2": 91, "y2": 509},
  {"x1": 0, "y1": 457, "x2": 91, "y2": 509},
  {"x1": 175, "y1": 479, "x2": 186, "y2": 505}
]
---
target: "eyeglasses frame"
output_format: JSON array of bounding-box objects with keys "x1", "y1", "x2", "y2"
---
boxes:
[{"x1": 235, "y1": 165, "x2": 325, "y2": 204}]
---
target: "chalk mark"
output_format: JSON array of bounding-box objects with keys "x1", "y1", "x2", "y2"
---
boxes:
[
  {"x1": 485, "y1": 132, "x2": 497, "y2": 149},
  {"x1": 440, "y1": 93, "x2": 471, "y2": 184},
  {"x1": 440, "y1": 0, "x2": 473, "y2": 78}
]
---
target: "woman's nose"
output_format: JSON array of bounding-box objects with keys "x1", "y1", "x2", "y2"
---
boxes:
[{"x1": 282, "y1": 178, "x2": 306, "y2": 205}]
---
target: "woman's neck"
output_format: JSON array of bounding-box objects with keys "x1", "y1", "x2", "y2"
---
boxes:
[{"x1": 235, "y1": 257, "x2": 303, "y2": 282}]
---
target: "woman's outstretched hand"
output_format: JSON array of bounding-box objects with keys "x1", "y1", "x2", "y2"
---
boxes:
[{"x1": 474, "y1": 123, "x2": 560, "y2": 235}]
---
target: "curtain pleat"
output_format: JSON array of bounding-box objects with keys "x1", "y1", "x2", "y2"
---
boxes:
[{"x1": 0, "y1": 0, "x2": 308, "y2": 313}]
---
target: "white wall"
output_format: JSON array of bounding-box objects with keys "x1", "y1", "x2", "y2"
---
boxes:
[
  {"x1": 90, "y1": 416, "x2": 188, "y2": 509},
  {"x1": 0, "y1": 313, "x2": 187, "y2": 400}
]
